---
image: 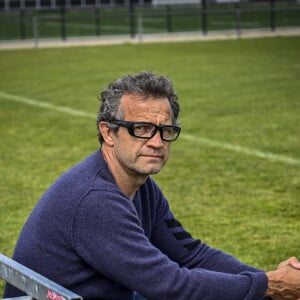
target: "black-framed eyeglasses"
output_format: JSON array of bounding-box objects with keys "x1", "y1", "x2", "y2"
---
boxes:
[{"x1": 110, "y1": 120, "x2": 181, "y2": 142}]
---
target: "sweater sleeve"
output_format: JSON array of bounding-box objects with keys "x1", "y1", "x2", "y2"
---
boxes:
[
  {"x1": 72, "y1": 187, "x2": 268, "y2": 300},
  {"x1": 145, "y1": 178, "x2": 264, "y2": 276},
  {"x1": 149, "y1": 194, "x2": 264, "y2": 275}
]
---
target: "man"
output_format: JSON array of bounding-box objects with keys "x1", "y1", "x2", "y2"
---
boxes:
[{"x1": 5, "y1": 71, "x2": 300, "y2": 299}]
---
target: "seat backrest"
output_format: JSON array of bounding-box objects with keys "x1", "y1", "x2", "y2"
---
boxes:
[{"x1": 0, "y1": 253, "x2": 82, "y2": 300}]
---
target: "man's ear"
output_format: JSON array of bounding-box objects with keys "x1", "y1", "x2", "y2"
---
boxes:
[{"x1": 99, "y1": 122, "x2": 115, "y2": 146}]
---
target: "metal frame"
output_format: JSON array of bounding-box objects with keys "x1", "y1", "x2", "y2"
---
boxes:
[{"x1": 0, "y1": 253, "x2": 82, "y2": 300}]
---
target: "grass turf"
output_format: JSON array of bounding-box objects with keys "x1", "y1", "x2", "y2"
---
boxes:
[{"x1": 0, "y1": 35, "x2": 299, "y2": 295}]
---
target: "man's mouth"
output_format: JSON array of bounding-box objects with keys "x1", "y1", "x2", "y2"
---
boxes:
[{"x1": 141, "y1": 154, "x2": 162, "y2": 158}]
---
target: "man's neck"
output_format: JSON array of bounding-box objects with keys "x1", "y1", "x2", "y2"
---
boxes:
[{"x1": 101, "y1": 146, "x2": 147, "y2": 199}]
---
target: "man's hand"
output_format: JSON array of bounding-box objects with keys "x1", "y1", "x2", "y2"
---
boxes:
[
  {"x1": 278, "y1": 257, "x2": 300, "y2": 271},
  {"x1": 266, "y1": 261, "x2": 300, "y2": 300}
]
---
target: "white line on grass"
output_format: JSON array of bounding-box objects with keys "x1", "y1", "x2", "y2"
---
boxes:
[
  {"x1": 0, "y1": 91, "x2": 95, "y2": 118},
  {"x1": 182, "y1": 134, "x2": 300, "y2": 166},
  {"x1": 1, "y1": 90, "x2": 299, "y2": 166}
]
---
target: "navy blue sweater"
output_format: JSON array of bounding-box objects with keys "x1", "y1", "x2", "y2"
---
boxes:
[{"x1": 5, "y1": 150, "x2": 268, "y2": 299}]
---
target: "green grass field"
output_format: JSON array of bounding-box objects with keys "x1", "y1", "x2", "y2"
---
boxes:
[{"x1": 0, "y1": 35, "x2": 299, "y2": 296}]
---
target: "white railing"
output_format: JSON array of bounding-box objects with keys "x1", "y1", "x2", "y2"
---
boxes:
[{"x1": 0, "y1": 253, "x2": 82, "y2": 300}]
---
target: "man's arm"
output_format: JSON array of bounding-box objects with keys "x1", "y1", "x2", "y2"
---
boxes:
[{"x1": 266, "y1": 257, "x2": 300, "y2": 300}]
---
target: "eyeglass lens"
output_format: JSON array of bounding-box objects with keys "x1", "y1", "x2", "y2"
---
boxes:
[
  {"x1": 111, "y1": 120, "x2": 180, "y2": 142},
  {"x1": 133, "y1": 123, "x2": 179, "y2": 141}
]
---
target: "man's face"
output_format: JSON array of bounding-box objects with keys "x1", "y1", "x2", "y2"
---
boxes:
[{"x1": 111, "y1": 94, "x2": 173, "y2": 177}]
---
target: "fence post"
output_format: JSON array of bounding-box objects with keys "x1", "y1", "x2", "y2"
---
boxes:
[
  {"x1": 201, "y1": 0, "x2": 207, "y2": 35},
  {"x1": 137, "y1": 13, "x2": 143, "y2": 41},
  {"x1": 234, "y1": 1, "x2": 241, "y2": 38},
  {"x1": 95, "y1": 7, "x2": 101, "y2": 36},
  {"x1": 60, "y1": 0, "x2": 67, "y2": 41},
  {"x1": 36, "y1": 0, "x2": 41, "y2": 10},
  {"x1": 166, "y1": 5, "x2": 172, "y2": 33},
  {"x1": 270, "y1": 0, "x2": 276, "y2": 32},
  {"x1": 33, "y1": 16, "x2": 39, "y2": 48},
  {"x1": 129, "y1": 1, "x2": 136, "y2": 39},
  {"x1": 19, "y1": 9, "x2": 26, "y2": 39},
  {"x1": 4, "y1": 0, "x2": 9, "y2": 11}
]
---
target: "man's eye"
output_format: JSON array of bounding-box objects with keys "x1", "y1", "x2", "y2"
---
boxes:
[
  {"x1": 136, "y1": 125, "x2": 150, "y2": 131},
  {"x1": 164, "y1": 128, "x2": 173, "y2": 135}
]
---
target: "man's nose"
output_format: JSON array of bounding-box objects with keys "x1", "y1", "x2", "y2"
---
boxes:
[{"x1": 146, "y1": 129, "x2": 164, "y2": 147}]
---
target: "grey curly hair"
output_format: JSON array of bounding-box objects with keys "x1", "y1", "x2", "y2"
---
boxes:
[{"x1": 96, "y1": 71, "x2": 180, "y2": 144}]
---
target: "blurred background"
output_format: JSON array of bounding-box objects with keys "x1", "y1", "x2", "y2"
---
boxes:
[{"x1": 1, "y1": 0, "x2": 300, "y2": 44}]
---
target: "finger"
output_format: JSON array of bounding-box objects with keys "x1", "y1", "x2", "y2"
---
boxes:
[
  {"x1": 290, "y1": 257, "x2": 300, "y2": 270},
  {"x1": 278, "y1": 258, "x2": 290, "y2": 269},
  {"x1": 278, "y1": 256, "x2": 299, "y2": 269}
]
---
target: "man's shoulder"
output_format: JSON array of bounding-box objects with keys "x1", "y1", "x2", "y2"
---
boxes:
[{"x1": 38, "y1": 150, "x2": 107, "y2": 203}]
